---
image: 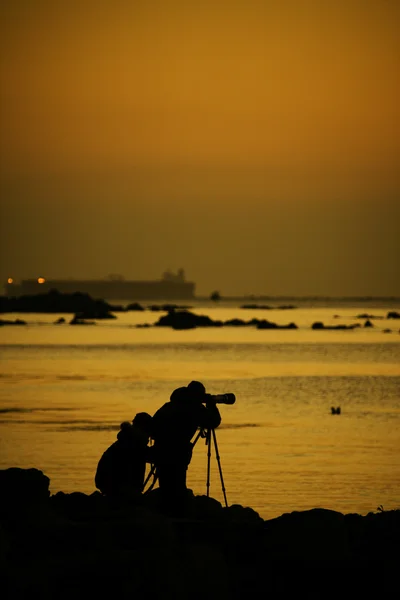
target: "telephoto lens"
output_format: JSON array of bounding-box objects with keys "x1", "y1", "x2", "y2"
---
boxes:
[{"x1": 206, "y1": 393, "x2": 236, "y2": 405}]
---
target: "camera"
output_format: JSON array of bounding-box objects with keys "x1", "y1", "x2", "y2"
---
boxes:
[{"x1": 205, "y1": 393, "x2": 236, "y2": 405}]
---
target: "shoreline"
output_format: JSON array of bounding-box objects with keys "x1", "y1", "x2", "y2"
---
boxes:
[{"x1": 1, "y1": 467, "x2": 399, "y2": 599}]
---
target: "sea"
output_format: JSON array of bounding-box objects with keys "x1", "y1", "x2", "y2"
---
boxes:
[{"x1": 1, "y1": 297, "x2": 399, "y2": 521}]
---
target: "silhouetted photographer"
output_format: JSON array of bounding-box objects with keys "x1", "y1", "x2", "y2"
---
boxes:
[
  {"x1": 151, "y1": 381, "x2": 233, "y2": 516},
  {"x1": 95, "y1": 412, "x2": 153, "y2": 505}
]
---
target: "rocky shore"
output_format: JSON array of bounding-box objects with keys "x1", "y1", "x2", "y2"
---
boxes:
[{"x1": 1, "y1": 468, "x2": 398, "y2": 599}]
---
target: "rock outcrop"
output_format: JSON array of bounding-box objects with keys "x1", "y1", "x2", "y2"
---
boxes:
[
  {"x1": 311, "y1": 321, "x2": 360, "y2": 330},
  {"x1": 0, "y1": 289, "x2": 119, "y2": 318},
  {"x1": 0, "y1": 468, "x2": 398, "y2": 599},
  {"x1": 153, "y1": 310, "x2": 297, "y2": 330}
]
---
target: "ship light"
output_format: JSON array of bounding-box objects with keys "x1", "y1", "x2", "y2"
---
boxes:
[
  {"x1": 38, "y1": 277, "x2": 46, "y2": 284},
  {"x1": 7, "y1": 278, "x2": 13, "y2": 284}
]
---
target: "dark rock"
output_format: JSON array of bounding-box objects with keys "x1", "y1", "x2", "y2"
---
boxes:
[
  {"x1": 257, "y1": 320, "x2": 297, "y2": 329},
  {"x1": 312, "y1": 321, "x2": 359, "y2": 330},
  {"x1": 241, "y1": 304, "x2": 273, "y2": 309},
  {"x1": 152, "y1": 310, "x2": 297, "y2": 330},
  {"x1": 224, "y1": 318, "x2": 247, "y2": 326},
  {"x1": 0, "y1": 290, "x2": 117, "y2": 317},
  {"x1": 155, "y1": 310, "x2": 223, "y2": 329},
  {"x1": 263, "y1": 508, "x2": 349, "y2": 560},
  {"x1": 387, "y1": 311, "x2": 400, "y2": 319},
  {"x1": 0, "y1": 318, "x2": 27, "y2": 326},
  {"x1": 1, "y1": 468, "x2": 398, "y2": 599},
  {"x1": 126, "y1": 302, "x2": 145, "y2": 311},
  {"x1": 69, "y1": 315, "x2": 96, "y2": 325},
  {"x1": 148, "y1": 304, "x2": 192, "y2": 312},
  {"x1": 0, "y1": 467, "x2": 50, "y2": 511},
  {"x1": 240, "y1": 304, "x2": 296, "y2": 310},
  {"x1": 72, "y1": 309, "x2": 116, "y2": 320}
]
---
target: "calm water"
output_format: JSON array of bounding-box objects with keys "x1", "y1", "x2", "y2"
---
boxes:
[{"x1": 1, "y1": 300, "x2": 399, "y2": 520}]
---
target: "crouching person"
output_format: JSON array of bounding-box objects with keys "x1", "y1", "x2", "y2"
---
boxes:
[{"x1": 95, "y1": 412, "x2": 153, "y2": 505}]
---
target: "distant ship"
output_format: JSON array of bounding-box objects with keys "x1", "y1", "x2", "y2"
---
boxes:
[{"x1": 5, "y1": 269, "x2": 196, "y2": 301}]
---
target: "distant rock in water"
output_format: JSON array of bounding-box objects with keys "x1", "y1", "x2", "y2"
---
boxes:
[
  {"x1": 241, "y1": 304, "x2": 297, "y2": 310},
  {"x1": 155, "y1": 309, "x2": 223, "y2": 329},
  {"x1": 241, "y1": 304, "x2": 274, "y2": 309},
  {"x1": 148, "y1": 304, "x2": 193, "y2": 312},
  {"x1": 0, "y1": 318, "x2": 27, "y2": 326},
  {"x1": 125, "y1": 302, "x2": 145, "y2": 311},
  {"x1": 0, "y1": 289, "x2": 117, "y2": 318},
  {"x1": 69, "y1": 315, "x2": 97, "y2": 325},
  {"x1": 312, "y1": 321, "x2": 360, "y2": 330},
  {"x1": 152, "y1": 310, "x2": 298, "y2": 330},
  {"x1": 256, "y1": 320, "x2": 297, "y2": 330}
]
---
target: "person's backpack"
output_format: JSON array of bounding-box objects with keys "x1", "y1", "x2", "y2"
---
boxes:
[{"x1": 95, "y1": 442, "x2": 118, "y2": 494}]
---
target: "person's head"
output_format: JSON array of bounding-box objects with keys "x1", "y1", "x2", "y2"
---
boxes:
[
  {"x1": 169, "y1": 386, "x2": 188, "y2": 404},
  {"x1": 187, "y1": 380, "x2": 206, "y2": 403},
  {"x1": 132, "y1": 412, "x2": 153, "y2": 435},
  {"x1": 120, "y1": 421, "x2": 132, "y2": 431},
  {"x1": 117, "y1": 420, "x2": 134, "y2": 443}
]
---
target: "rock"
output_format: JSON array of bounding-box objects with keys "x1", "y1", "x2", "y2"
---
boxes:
[
  {"x1": 152, "y1": 311, "x2": 298, "y2": 330},
  {"x1": 69, "y1": 315, "x2": 97, "y2": 325},
  {"x1": 256, "y1": 320, "x2": 297, "y2": 329},
  {"x1": 0, "y1": 318, "x2": 27, "y2": 326},
  {"x1": 0, "y1": 468, "x2": 398, "y2": 599},
  {"x1": 312, "y1": 321, "x2": 359, "y2": 330},
  {"x1": 155, "y1": 310, "x2": 223, "y2": 329},
  {"x1": 126, "y1": 302, "x2": 145, "y2": 311},
  {"x1": 0, "y1": 467, "x2": 50, "y2": 512},
  {"x1": 263, "y1": 508, "x2": 349, "y2": 560},
  {"x1": 0, "y1": 289, "x2": 117, "y2": 317}
]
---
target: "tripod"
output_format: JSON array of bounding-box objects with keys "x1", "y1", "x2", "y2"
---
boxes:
[
  {"x1": 192, "y1": 427, "x2": 229, "y2": 507},
  {"x1": 143, "y1": 427, "x2": 229, "y2": 507}
]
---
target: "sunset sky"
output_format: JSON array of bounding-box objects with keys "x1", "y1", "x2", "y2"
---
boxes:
[{"x1": 1, "y1": 0, "x2": 399, "y2": 297}]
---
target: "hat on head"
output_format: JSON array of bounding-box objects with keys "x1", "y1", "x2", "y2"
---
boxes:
[
  {"x1": 120, "y1": 421, "x2": 133, "y2": 431},
  {"x1": 170, "y1": 386, "x2": 188, "y2": 403},
  {"x1": 132, "y1": 412, "x2": 152, "y2": 432},
  {"x1": 187, "y1": 380, "x2": 206, "y2": 397}
]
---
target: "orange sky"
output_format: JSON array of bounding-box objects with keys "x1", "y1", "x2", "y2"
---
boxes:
[{"x1": 1, "y1": 0, "x2": 399, "y2": 296}]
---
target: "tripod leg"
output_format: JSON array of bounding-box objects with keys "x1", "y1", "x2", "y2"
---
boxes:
[
  {"x1": 143, "y1": 464, "x2": 158, "y2": 494},
  {"x1": 211, "y1": 428, "x2": 228, "y2": 508},
  {"x1": 206, "y1": 428, "x2": 212, "y2": 497}
]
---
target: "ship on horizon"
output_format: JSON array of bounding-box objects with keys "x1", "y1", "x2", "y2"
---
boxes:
[{"x1": 5, "y1": 269, "x2": 195, "y2": 301}]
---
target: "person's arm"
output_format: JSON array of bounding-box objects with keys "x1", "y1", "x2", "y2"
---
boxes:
[{"x1": 199, "y1": 400, "x2": 221, "y2": 430}]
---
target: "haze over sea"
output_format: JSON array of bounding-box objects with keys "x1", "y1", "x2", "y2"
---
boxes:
[{"x1": 1, "y1": 297, "x2": 399, "y2": 520}]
